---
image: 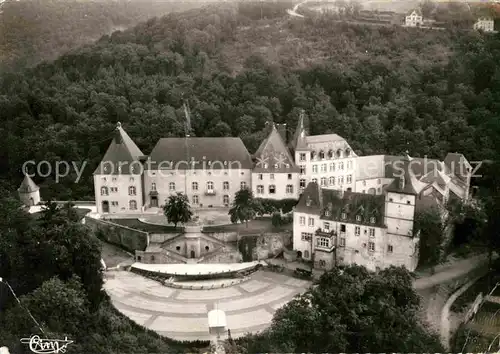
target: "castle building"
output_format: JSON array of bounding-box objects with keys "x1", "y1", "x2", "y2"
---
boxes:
[
  {"x1": 94, "y1": 114, "x2": 472, "y2": 272},
  {"x1": 18, "y1": 173, "x2": 40, "y2": 207}
]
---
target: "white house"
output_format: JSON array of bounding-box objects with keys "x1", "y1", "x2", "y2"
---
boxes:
[
  {"x1": 474, "y1": 17, "x2": 495, "y2": 32},
  {"x1": 405, "y1": 9, "x2": 424, "y2": 27}
]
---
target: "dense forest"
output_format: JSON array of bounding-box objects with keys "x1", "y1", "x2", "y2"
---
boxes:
[
  {"x1": 0, "y1": 0, "x2": 209, "y2": 72},
  {"x1": 1, "y1": 1, "x2": 500, "y2": 201}
]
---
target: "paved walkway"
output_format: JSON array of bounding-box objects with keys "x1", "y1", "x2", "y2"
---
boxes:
[{"x1": 104, "y1": 270, "x2": 310, "y2": 341}]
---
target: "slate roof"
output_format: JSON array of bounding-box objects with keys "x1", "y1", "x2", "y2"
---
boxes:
[
  {"x1": 147, "y1": 137, "x2": 253, "y2": 170},
  {"x1": 253, "y1": 124, "x2": 299, "y2": 173},
  {"x1": 320, "y1": 189, "x2": 386, "y2": 228},
  {"x1": 295, "y1": 182, "x2": 321, "y2": 214},
  {"x1": 407, "y1": 9, "x2": 422, "y2": 16},
  {"x1": 444, "y1": 153, "x2": 472, "y2": 184},
  {"x1": 18, "y1": 173, "x2": 39, "y2": 193},
  {"x1": 295, "y1": 182, "x2": 386, "y2": 228},
  {"x1": 289, "y1": 110, "x2": 309, "y2": 152},
  {"x1": 93, "y1": 122, "x2": 144, "y2": 175}
]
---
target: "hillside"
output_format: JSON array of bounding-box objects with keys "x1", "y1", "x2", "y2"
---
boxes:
[
  {"x1": 1, "y1": 2, "x2": 499, "y2": 201},
  {"x1": 0, "y1": 0, "x2": 212, "y2": 72}
]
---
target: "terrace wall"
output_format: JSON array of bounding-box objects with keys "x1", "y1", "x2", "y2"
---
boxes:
[{"x1": 85, "y1": 216, "x2": 149, "y2": 252}]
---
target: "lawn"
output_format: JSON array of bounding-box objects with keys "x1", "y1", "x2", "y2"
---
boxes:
[
  {"x1": 202, "y1": 217, "x2": 292, "y2": 234},
  {"x1": 109, "y1": 218, "x2": 183, "y2": 234},
  {"x1": 100, "y1": 239, "x2": 133, "y2": 268}
]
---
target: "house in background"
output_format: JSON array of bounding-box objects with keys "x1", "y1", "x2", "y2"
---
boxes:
[
  {"x1": 474, "y1": 17, "x2": 495, "y2": 32},
  {"x1": 405, "y1": 9, "x2": 424, "y2": 27}
]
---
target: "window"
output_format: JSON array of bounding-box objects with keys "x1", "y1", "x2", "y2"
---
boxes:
[
  {"x1": 223, "y1": 195, "x2": 230, "y2": 205},
  {"x1": 321, "y1": 164, "x2": 327, "y2": 173},
  {"x1": 317, "y1": 237, "x2": 330, "y2": 247},
  {"x1": 223, "y1": 181, "x2": 229, "y2": 190},
  {"x1": 192, "y1": 182, "x2": 198, "y2": 191},
  {"x1": 377, "y1": 178, "x2": 381, "y2": 184},
  {"x1": 110, "y1": 187, "x2": 118, "y2": 192},
  {"x1": 340, "y1": 238, "x2": 346, "y2": 247},
  {"x1": 269, "y1": 185, "x2": 276, "y2": 194},
  {"x1": 301, "y1": 232, "x2": 312, "y2": 241},
  {"x1": 325, "y1": 210, "x2": 331, "y2": 217},
  {"x1": 299, "y1": 216, "x2": 306, "y2": 225},
  {"x1": 101, "y1": 186, "x2": 108, "y2": 196},
  {"x1": 169, "y1": 182, "x2": 175, "y2": 191},
  {"x1": 370, "y1": 217, "x2": 376, "y2": 223},
  {"x1": 329, "y1": 163, "x2": 335, "y2": 172},
  {"x1": 258, "y1": 174, "x2": 263, "y2": 180},
  {"x1": 369, "y1": 228, "x2": 375, "y2": 237},
  {"x1": 151, "y1": 183, "x2": 157, "y2": 191},
  {"x1": 111, "y1": 201, "x2": 118, "y2": 206},
  {"x1": 300, "y1": 153, "x2": 306, "y2": 161},
  {"x1": 347, "y1": 160, "x2": 352, "y2": 169},
  {"x1": 304, "y1": 250, "x2": 310, "y2": 258},
  {"x1": 388, "y1": 245, "x2": 393, "y2": 253},
  {"x1": 368, "y1": 242, "x2": 375, "y2": 252},
  {"x1": 319, "y1": 150, "x2": 325, "y2": 159},
  {"x1": 328, "y1": 150, "x2": 333, "y2": 158},
  {"x1": 356, "y1": 215, "x2": 361, "y2": 221},
  {"x1": 112, "y1": 177, "x2": 117, "y2": 182},
  {"x1": 274, "y1": 164, "x2": 278, "y2": 169},
  {"x1": 340, "y1": 224, "x2": 346, "y2": 232},
  {"x1": 286, "y1": 184, "x2": 294, "y2": 194},
  {"x1": 355, "y1": 226, "x2": 360, "y2": 236},
  {"x1": 339, "y1": 162, "x2": 344, "y2": 170},
  {"x1": 192, "y1": 195, "x2": 199, "y2": 204},
  {"x1": 300, "y1": 166, "x2": 306, "y2": 174},
  {"x1": 129, "y1": 200, "x2": 137, "y2": 210},
  {"x1": 407, "y1": 200, "x2": 411, "y2": 205},
  {"x1": 207, "y1": 181, "x2": 214, "y2": 190},
  {"x1": 300, "y1": 179, "x2": 306, "y2": 188},
  {"x1": 288, "y1": 173, "x2": 292, "y2": 180},
  {"x1": 311, "y1": 151, "x2": 316, "y2": 160},
  {"x1": 341, "y1": 212, "x2": 346, "y2": 219},
  {"x1": 389, "y1": 198, "x2": 393, "y2": 202},
  {"x1": 257, "y1": 185, "x2": 264, "y2": 194},
  {"x1": 363, "y1": 181, "x2": 366, "y2": 186},
  {"x1": 329, "y1": 176, "x2": 335, "y2": 185},
  {"x1": 270, "y1": 174, "x2": 274, "y2": 180},
  {"x1": 338, "y1": 176, "x2": 344, "y2": 184},
  {"x1": 129, "y1": 186, "x2": 136, "y2": 196},
  {"x1": 129, "y1": 177, "x2": 134, "y2": 182},
  {"x1": 312, "y1": 165, "x2": 318, "y2": 173},
  {"x1": 347, "y1": 175, "x2": 352, "y2": 184},
  {"x1": 308, "y1": 217, "x2": 314, "y2": 227},
  {"x1": 240, "y1": 182, "x2": 247, "y2": 190},
  {"x1": 286, "y1": 163, "x2": 290, "y2": 168},
  {"x1": 102, "y1": 177, "x2": 106, "y2": 182},
  {"x1": 319, "y1": 260, "x2": 326, "y2": 268},
  {"x1": 312, "y1": 178, "x2": 317, "y2": 184},
  {"x1": 324, "y1": 222, "x2": 330, "y2": 230},
  {"x1": 321, "y1": 177, "x2": 327, "y2": 186},
  {"x1": 264, "y1": 163, "x2": 268, "y2": 168}
]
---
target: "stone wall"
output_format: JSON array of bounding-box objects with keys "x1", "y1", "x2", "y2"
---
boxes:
[
  {"x1": 204, "y1": 231, "x2": 238, "y2": 243},
  {"x1": 149, "y1": 233, "x2": 180, "y2": 243},
  {"x1": 85, "y1": 216, "x2": 148, "y2": 252},
  {"x1": 135, "y1": 250, "x2": 186, "y2": 264},
  {"x1": 238, "y1": 232, "x2": 292, "y2": 261},
  {"x1": 202, "y1": 249, "x2": 242, "y2": 263}
]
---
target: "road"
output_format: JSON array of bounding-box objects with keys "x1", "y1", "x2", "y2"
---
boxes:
[{"x1": 287, "y1": 0, "x2": 308, "y2": 17}]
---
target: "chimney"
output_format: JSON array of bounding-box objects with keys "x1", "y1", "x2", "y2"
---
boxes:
[
  {"x1": 115, "y1": 122, "x2": 123, "y2": 144},
  {"x1": 277, "y1": 124, "x2": 287, "y2": 143}
]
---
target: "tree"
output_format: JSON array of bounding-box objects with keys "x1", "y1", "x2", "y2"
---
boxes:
[
  {"x1": 237, "y1": 265, "x2": 444, "y2": 353},
  {"x1": 415, "y1": 206, "x2": 444, "y2": 267},
  {"x1": 163, "y1": 192, "x2": 193, "y2": 228},
  {"x1": 228, "y1": 188, "x2": 256, "y2": 228}
]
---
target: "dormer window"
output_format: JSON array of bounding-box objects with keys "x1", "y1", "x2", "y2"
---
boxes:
[
  {"x1": 336, "y1": 149, "x2": 342, "y2": 158},
  {"x1": 224, "y1": 161, "x2": 228, "y2": 166},
  {"x1": 208, "y1": 161, "x2": 212, "y2": 166},
  {"x1": 274, "y1": 164, "x2": 279, "y2": 168},
  {"x1": 286, "y1": 164, "x2": 290, "y2": 168},
  {"x1": 311, "y1": 151, "x2": 316, "y2": 160},
  {"x1": 325, "y1": 210, "x2": 330, "y2": 217},
  {"x1": 306, "y1": 197, "x2": 312, "y2": 207},
  {"x1": 356, "y1": 215, "x2": 361, "y2": 222},
  {"x1": 328, "y1": 150, "x2": 333, "y2": 158},
  {"x1": 345, "y1": 148, "x2": 351, "y2": 156},
  {"x1": 319, "y1": 150, "x2": 325, "y2": 159},
  {"x1": 341, "y1": 213, "x2": 346, "y2": 219},
  {"x1": 264, "y1": 163, "x2": 268, "y2": 168},
  {"x1": 370, "y1": 217, "x2": 376, "y2": 224}
]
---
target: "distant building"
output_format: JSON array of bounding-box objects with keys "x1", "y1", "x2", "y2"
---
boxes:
[
  {"x1": 405, "y1": 9, "x2": 424, "y2": 27},
  {"x1": 474, "y1": 17, "x2": 495, "y2": 32},
  {"x1": 18, "y1": 173, "x2": 40, "y2": 207}
]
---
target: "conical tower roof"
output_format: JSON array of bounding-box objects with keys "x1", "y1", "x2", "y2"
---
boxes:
[
  {"x1": 18, "y1": 173, "x2": 39, "y2": 193},
  {"x1": 93, "y1": 122, "x2": 144, "y2": 175},
  {"x1": 289, "y1": 109, "x2": 309, "y2": 152}
]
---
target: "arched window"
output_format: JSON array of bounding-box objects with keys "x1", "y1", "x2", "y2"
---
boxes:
[
  {"x1": 129, "y1": 186, "x2": 136, "y2": 196},
  {"x1": 336, "y1": 149, "x2": 342, "y2": 158},
  {"x1": 129, "y1": 200, "x2": 137, "y2": 210},
  {"x1": 101, "y1": 186, "x2": 108, "y2": 196},
  {"x1": 345, "y1": 148, "x2": 351, "y2": 156},
  {"x1": 319, "y1": 150, "x2": 325, "y2": 159},
  {"x1": 269, "y1": 185, "x2": 276, "y2": 194},
  {"x1": 311, "y1": 151, "x2": 316, "y2": 160},
  {"x1": 328, "y1": 150, "x2": 334, "y2": 158}
]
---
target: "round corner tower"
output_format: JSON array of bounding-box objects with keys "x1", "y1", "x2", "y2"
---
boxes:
[{"x1": 18, "y1": 173, "x2": 40, "y2": 207}]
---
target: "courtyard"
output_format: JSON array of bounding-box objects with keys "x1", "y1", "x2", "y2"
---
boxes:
[{"x1": 104, "y1": 270, "x2": 311, "y2": 341}]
